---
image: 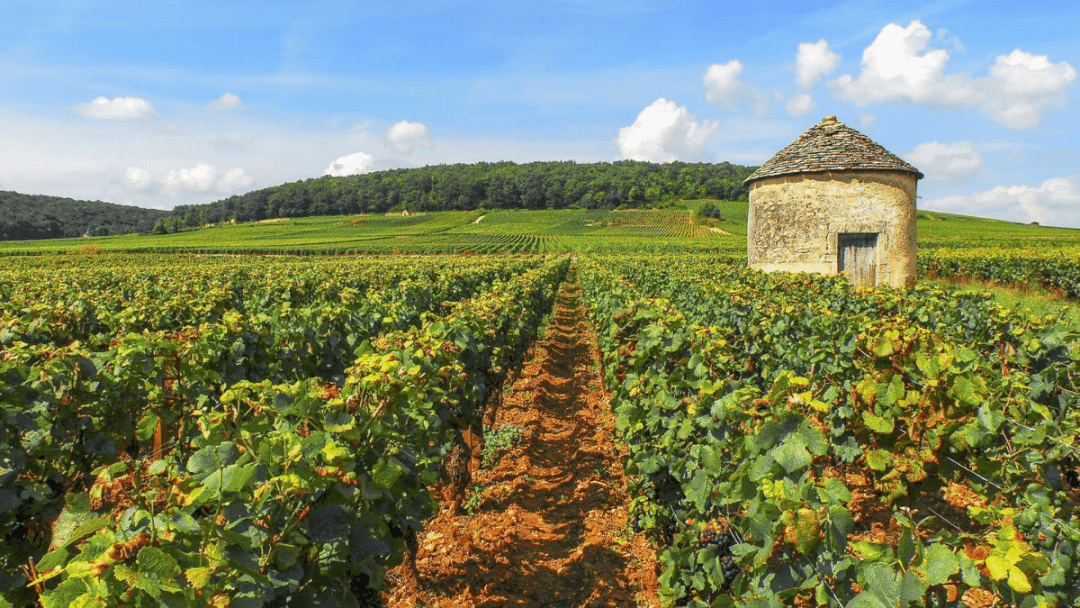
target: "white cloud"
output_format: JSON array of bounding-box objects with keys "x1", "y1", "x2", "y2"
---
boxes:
[
  {"x1": 73, "y1": 96, "x2": 157, "y2": 120},
  {"x1": 924, "y1": 175, "x2": 1080, "y2": 227},
  {"x1": 795, "y1": 39, "x2": 841, "y2": 89},
  {"x1": 207, "y1": 93, "x2": 245, "y2": 110},
  {"x1": 128, "y1": 163, "x2": 251, "y2": 194},
  {"x1": 829, "y1": 20, "x2": 1076, "y2": 129},
  {"x1": 122, "y1": 166, "x2": 153, "y2": 190},
  {"x1": 323, "y1": 151, "x2": 374, "y2": 176},
  {"x1": 785, "y1": 93, "x2": 816, "y2": 116},
  {"x1": 162, "y1": 163, "x2": 217, "y2": 194},
  {"x1": 830, "y1": 21, "x2": 960, "y2": 105},
  {"x1": 982, "y1": 50, "x2": 1077, "y2": 129},
  {"x1": 216, "y1": 167, "x2": 253, "y2": 193},
  {"x1": 703, "y1": 60, "x2": 770, "y2": 114},
  {"x1": 385, "y1": 120, "x2": 432, "y2": 154},
  {"x1": 615, "y1": 98, "x2": 717, "y2": 162},
  {"x1": 860, "y1": 114, "x2": 877, "y2": 129},
  {"x1": 906, "y1": 141, "x2": 985, "y2": 182}
]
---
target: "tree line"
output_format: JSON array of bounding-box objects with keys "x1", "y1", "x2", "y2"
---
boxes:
[
  {"x1": 0, "y1": 191, "x2": 168, "y2": 241},
  {"x1": 157, "y1": 160, "x2": 756, "y2": 232}
]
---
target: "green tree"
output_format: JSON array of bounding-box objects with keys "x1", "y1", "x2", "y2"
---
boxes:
[{"x1": 699, "y1": 202, "x2": 724, "y2": 220}]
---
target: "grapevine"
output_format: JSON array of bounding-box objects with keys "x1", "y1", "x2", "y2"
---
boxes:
[
  {"x1": 0, "y1": 253, "x2": 568, "y2": 605},
  {"x1": 580, "y1": 253, "x2": 1080, "y2": 607}
]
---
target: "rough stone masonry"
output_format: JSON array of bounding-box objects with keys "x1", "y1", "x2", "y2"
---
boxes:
[{"x1": 744, "y1": 116, "x2": 924, "y2": 288}]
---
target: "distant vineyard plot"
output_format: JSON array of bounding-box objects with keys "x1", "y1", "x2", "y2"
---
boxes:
[
  {"x1": 0, "y1": 203, "x2": 748, "y2": 256},
  {"x1": 2, "y1": 201, "x2": 1079, "y2": 299}
]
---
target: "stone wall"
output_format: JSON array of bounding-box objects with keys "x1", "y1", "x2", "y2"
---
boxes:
[{"x1": 746, "y1": 170, "x2": 917, "y2": 288}]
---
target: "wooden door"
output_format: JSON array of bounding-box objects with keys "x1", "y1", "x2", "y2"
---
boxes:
[{"x1": 838, "y1": 233, "x2": 878, "y2": 287}]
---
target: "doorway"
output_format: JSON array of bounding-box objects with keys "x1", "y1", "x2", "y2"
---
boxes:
[{"x1": 838, "y1": 233, "x2": 878, "y2": 286}]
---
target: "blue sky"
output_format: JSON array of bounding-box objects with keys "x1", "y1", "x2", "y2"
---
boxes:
[{"x1": 1, "y1": 0, "x2": 1078, "y2": 227}]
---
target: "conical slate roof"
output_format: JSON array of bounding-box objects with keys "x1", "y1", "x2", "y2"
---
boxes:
[{"x1": 744, "y1": 116, "x2": 923, "y2": 184}]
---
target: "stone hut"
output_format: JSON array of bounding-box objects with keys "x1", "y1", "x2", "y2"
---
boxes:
[{"x1": 743, "y1": 116, "x2": 923, "y2": 288}]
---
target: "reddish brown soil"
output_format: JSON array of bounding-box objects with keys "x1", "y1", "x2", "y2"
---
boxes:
[{"x1": 382, "y1": 267, "x2": 660, "y2": 608}]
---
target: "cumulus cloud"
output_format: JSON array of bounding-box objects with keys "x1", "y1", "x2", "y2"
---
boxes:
[
  {"x1": 703, "y1": 60, "x2": 770, "y2": 114},
  {"x1": 785, "y1": 93, "x2": 816, "y2": 116},
  {"x1": 216, "y1": 167, "x2": 253, "y2": 192},
  {"x1": 830, "y1": 21, "x2": 964, "y2": 105},
  {"x1": 122, "y1": 167, "x2": 153, "y2": 190},
  {"x1": 982, "y1": 50, "x2": 1077, "y2": 129},
  {"x1": 830, "y1": 20, "x2": 1076, "y2": 129},
  {"x1": 795, "y1": 39, "x2": 841, "y2": 89},
  {"x1": 162, "y1": 163, "x2": 217, "y2": 194},
  {"x1": 924, "y1": 175, "x2": 1080, "y2": 227},
  {"x1": 207, "y1": 93, "x2": 245, "y2": 110},
  {"x1": 906, "y1": 141, "x2": 985, "y2": 182},
  {"x1": 385, "y1": 120, "x2": 432, "y2": 154},
  {"x1": 615, "y1": 98, "x2": 717, "y2": 163},
  {"x1": 125, "y1": 164, "x2": 251, "y2": 195},
  {"x1": 74, "y1": 96, "x2": 157, "y2": 120},
  {"x1": 324, "y1": 151, "x2": 374, "y2": 177}
]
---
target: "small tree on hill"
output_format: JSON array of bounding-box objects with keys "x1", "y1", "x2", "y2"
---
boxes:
[{"x1": 699, "y1": 202, "x2": 724, "y2": 221}]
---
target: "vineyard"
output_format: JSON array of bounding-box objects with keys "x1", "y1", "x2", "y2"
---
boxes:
[
  {"x1": 578, "y1": 254, "x2": 1079, "y2": 607},
  {"x1": 0, "y1": 208, "x2": 740, "y2": 257},
  {"x1": 920, "y1": 250, "x2": 1080, "y2": 302},
  {"x1": 1, "y1": 207, "x2": 1080, "y2": 607},
  {"x1": 1, "y1": 254, "x2": 569, "y2": 606}
]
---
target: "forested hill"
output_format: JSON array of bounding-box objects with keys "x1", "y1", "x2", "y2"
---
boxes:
[
  {"x1": 0, "y1": 191, "x2": 169, "y2": 241},
  {"x1": 160, "y1": 160, "x2": 756, "y2": 231}
]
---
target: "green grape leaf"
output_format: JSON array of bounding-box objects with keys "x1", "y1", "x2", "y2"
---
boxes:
[
  {"x1": 372, "y1": 456, "x2": 407, "y2": 490},
  {"x1": 862, "y1": 411, "x2": 894, "y2": 435},
  {"x1": 136, "y1": 412, "x2": 159, "y2": 442},
  {"x1": 772, "y1": 434, "x2": 812, "y2": 474},
  {"x1": 949, "y1": 376, "x2": 982, "y2": 406},
  {"x1": 324, "y1": 411, "x2": 355, "y2": 433},
  {"x1": 865, "y1": 449, "x2": 891, "y2": 471},
  {"x1": 307, "y1": 504, "x2": 351, "y2": 543},
  {"x1": 921, "y1": 544, "x2": 959, "y2": 586}
]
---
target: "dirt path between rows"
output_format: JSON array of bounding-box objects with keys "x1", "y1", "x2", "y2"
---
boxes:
[{"x1": 382, "y1": 265, "x2": 660, "y2": 607}]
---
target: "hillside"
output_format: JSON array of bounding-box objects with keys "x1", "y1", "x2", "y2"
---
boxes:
[
  {"x1": 0, "y1": 204, "x2": 748, "y2": 255},
  {"x1": 0, "y1": 191, "x2": 168, "y2": 240},
  {"x1": 2, "y1": 200, "x2": 1078, "y2": 256},
  {"x1": 156, "y1": 160, "x2": 756, "y2": 231}
]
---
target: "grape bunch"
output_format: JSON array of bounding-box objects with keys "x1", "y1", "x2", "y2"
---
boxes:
[
  {"x1": 1065, "y1": 466, "x2": 1079, "y2": 490},
  {"x1": 629, "y1": 501, "x2": 680, "y2": 547},
  {"x1": 1049, "y1": 457, "x2": 1080, "y2": 493},
  {"x1": 698, "y1": 521, "x2": 741, "y2": 589},
  {"x1": 659, "y1": 517, "x2": 680, "y2": 547},
  {"x1": 349, "y1": 573, "x2": 384, "y2": 608}
]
